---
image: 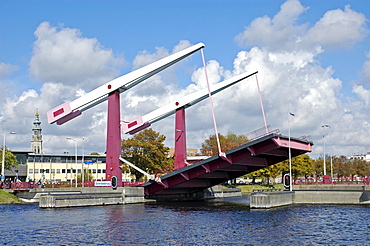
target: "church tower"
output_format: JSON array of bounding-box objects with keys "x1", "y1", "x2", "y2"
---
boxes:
[{"x1": 31, "y1": 111, "x2": 43, "y2": 154}]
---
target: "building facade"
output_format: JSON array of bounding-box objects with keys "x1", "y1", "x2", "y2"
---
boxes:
[
  {"x1": 26, "y1": 154, "x2": 108, "y2": 182},
  {"x1": 5, "y1": 111, "x2": 132, "y2": 182}
]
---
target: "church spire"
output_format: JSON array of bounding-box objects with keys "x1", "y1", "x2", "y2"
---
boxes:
[{"x1": 31, "y1": 110, "x2": 43, "y2": 154}]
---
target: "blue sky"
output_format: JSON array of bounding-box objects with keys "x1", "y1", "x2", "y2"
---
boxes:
[{"x1": 1, "y1": 0, "x2": 370, "y2": 158}]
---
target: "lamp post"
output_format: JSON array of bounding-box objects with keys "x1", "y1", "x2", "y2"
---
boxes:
[
  {"x1": 328, "y1": 126, "x2": 333, "y2": 180},
  {"x1": 322, "y1": 124, "x2": 330, "y2": 184},
  {"x1": 2, "y1": 132, "x2": 16, "y2": 182},
  {"x1": 288, "y1": 112, "x2": 294, "y2": 192},
  {"x1": 66, "y1": 137, "x2": 78, "y2": 187},
  {"x1": 82, "y1": 137, "x2": 84, "y2": 187}
]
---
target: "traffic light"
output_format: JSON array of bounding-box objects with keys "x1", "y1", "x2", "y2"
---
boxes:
[
  {"x1": 111, "y1": 176, "x2": 118, "y2": 190},
  {"x1": 283, "y1": 174, "x2": 290, "y2": 189}
]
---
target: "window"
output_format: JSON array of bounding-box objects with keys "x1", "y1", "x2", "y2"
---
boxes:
[
  {"x1": 34, "y1": 169, "x2": 39, "y2": 173},
  {"x1": 62, "y1": 169, "x2": 66, "y2": 174},
  {"x1": 51, "y1": 169, "x2": 55, "y2": 174},
  {"x1": 29, "y1": 169, "x2": 33, "y2": 174},
  {"x1": 57, "y1": 169, "x2": 61, "y2": 174},
  {"x1": 45, "y1": 169, "x2": 50, "y2": 173}
]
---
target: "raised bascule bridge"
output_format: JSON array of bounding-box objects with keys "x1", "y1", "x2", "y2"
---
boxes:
[
  {"x1": 47, "y1": 42, "x2": 313, "y2": 200},
  {"x1": 144, "y1": 133, "x2": 312, "y2": 199}
]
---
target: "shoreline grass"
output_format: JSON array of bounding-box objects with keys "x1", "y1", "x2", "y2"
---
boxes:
[
  {"x1": 0, "y1": 189, "x2": 24, "y2": 204},
  {"x1": 225, "y1": 184, "x2": 285, "y2": 193}
]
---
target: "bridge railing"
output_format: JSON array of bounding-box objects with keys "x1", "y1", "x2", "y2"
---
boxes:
[
  {"x1": 2, "y1": 180, "x2": 145, "y2": 190},
  {"x1": 244, "y1": 125, "x2": 280, "y2": 142},
  {"x1": 293, "y1": 177, "x2": 370, "y2": 186}
]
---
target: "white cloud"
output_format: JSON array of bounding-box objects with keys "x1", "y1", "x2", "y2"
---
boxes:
[
  {"x1": 352, "y1": 85, "x2": 370, "y2": 105},
  {"x1": 236, "y1": 1, "x2": 367, "y2": 52},
  {"x1": 235, "y1": 0, "x2": 308, "y2": 51},
  {"x1": 0, "y1": 62, "x2": 19, "y2": 79},
  {"x1": 231, "y1": 0, "x2": 370, "y2": 158},
  {"x1": 305, "y1": 5, "x2": 368, "y2": 49},
  {"x1": 132, "y1": 47, "x2": 170, "y2": 70},
  {"x1": 361, "y1": 51, "x2": 370, "y2": 83},
  {"x1": 29, "y1": 22, "x2": 124, "y2": 90}
]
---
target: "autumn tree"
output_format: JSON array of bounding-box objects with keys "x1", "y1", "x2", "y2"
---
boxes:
[
  {"x1": 121, "y1": 128, "x2": 173, "y2": 180},
  {"x1": 200, "y1": 132, "x2": 248, "y2": 156},
  {"x1": 331, "y1": 156, "x2": 370, "y2": 179},
  {"x1": 0, "y1": 147, "x2": 18, "y2": 172}
]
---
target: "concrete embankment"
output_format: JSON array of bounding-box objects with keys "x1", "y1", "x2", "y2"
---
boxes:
[
  {"x1": 250, "y1": 185, "x2": 370, "y2": 209},
  {"x1": 14, "y1": 185, "x2": 242, "y2": 208},
  {"x1": 293, "y1": 185, "x2": 370, "y2": 205},
  {"x1": 14, "y1": 187, "x2": 145, "y2": 208}
]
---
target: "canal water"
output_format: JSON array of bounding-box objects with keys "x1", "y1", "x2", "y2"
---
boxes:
[{"x1": 0, "y1": 197, "x2": 369, "y2": 245}]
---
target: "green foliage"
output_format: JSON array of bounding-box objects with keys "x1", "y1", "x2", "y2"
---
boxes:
[
  {"x1": 200, "y1": 131, "x2": 248, "y2": 156},
  {"x1": 247, "y1": 154, "x2": 313, "y2": 181},
  {"x1": 0, "y1": 147, "x2": 18, "y2": 171},
  {"x1": 89, "y1": 152, "x2": 100, "y2": 156},
  {"x1": 247, "y1": 154, "x2": 370, "y2": 181},
  {"x1": 121, "y1": 128, "x2": 173, "y2": 180}
]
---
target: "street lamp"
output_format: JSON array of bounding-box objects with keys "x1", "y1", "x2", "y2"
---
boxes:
[
  {"x1": 2, "y1": 132, "x2": 16, "y2": 182},
  {"x1": 322, "y1": 124, "x2": 330, "y2": 184},
  {"x1": 288, "y1": 112, "x2": 295, "y2": 192},
  {"x1": 66, "y1": 137, "x2": 78, "y2": 187},
  {"x1": 322, "y1": 125, "x2": 330, "y2": 175},
  {"x1": 82, "y1": 137, "x2": 84, "y2": 187}
]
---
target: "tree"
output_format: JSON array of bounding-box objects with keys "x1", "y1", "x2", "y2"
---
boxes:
[
  {"x1": 247, "y1": 154, "x2": 313, "y2": 183},
  {"x1": 200, "y1": 131, "x2": 248, "y2": 156},
  {"x1": 121, "y1": 128, "x2": 173, "y2": 180},
  {"x1": 77, "y1": 169, "x2": 94, "y2": 182},
  {"x1": 332, "y1": 155, "x2": 351, "y2": 178},
  {"x1": 0, "y1": 147, "x2": 18, "y2": 172}
]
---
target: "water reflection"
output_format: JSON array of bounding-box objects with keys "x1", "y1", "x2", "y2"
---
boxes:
[{"x1": 0, "y1": 199, "x2": 369, "y2": 245}]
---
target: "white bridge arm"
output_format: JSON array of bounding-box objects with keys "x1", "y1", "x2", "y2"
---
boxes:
[
  {"x1": 122, "y1": 71, "x2": 258, "y2": 134},
  {"x1": 119, "y1": 157, "x2": 155, "y2": 180},
  {"x1": 47, "y1": 43, "x2": 205, "y2": 125}
]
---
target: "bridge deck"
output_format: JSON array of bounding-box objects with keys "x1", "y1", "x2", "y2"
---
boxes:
[{"x1": 144, "y1": 133, "x2": 313, "y2": 196}]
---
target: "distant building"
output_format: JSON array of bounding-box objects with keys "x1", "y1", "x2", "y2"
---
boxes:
[
  {"x1": 168, "y1": 148, "x2": 199, "y2": 157},
  {"x1": 349, "y1": 153, "x2": 370, "y2": 162},
  {"x1": 168, "y1": 148, "x2": 209, "y2": 164},
  {"x1": 7, "y1": 111, "x2": 133, "y2": 182},
  {"x1": 6, "y1": 152, "x2": 109, "y2": 182},
  {"x1": 26, "y1": 153, "x2": 108, "y2": 182},
  {"x1": 31, "y1": 111, "x2": 43, "y2": 154}
]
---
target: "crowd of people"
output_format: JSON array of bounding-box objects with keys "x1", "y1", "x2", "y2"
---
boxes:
[{"x1": 0, "y1": 177, "x2": 44, "y2": 189}]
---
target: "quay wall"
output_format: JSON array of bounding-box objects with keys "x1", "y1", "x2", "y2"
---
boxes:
[
  {"x1": 293, "y1": 191, "x2": 369, "y2": 204},
  {"x1": 15, "y1": 187, "x2": 145, "y2": 208},
  {"x1": 250, "y1": 185, "x2": 370, "y2": 209},
  {"x1": 19, "y1": 185, "x2": 240, "y2": 208},
  {"x1": 250, "y1": 192, "x2": 293, "y2": 209},
  {"x1": 146, "y1": 186, "x2": 241, "y2": 201},
  {"x1": 39, "y1": 192, "x2": 124, "y2": 208}
]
